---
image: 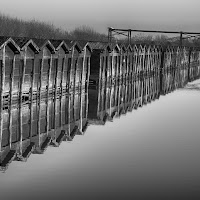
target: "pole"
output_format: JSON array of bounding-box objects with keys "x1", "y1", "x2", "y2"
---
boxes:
[
  {"x1": 180, "y1": 32, "x2": 183, "y2": 46},
  {"x1": 128, "y1": 29, "x2": 132, "y2": 44},
  {"x1": 108, "y1": 27, "x2": 113, "y2": 43}
]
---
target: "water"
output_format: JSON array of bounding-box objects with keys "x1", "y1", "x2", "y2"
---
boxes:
[{"x1": 0, "y1": 80, "x2": 200, "y2": 200}]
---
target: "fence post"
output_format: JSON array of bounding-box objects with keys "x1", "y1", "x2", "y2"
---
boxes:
[
  {"x1": 188, "y1": 47, "x2": 192, "y2": 82},
  {"x1": 159, "y1": 46, "x2": 166, "y2": 96}
]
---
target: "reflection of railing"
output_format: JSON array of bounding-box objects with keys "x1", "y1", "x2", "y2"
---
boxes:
[{"x1": 0, "y1": 90, "x2": 88, "y2": 172}]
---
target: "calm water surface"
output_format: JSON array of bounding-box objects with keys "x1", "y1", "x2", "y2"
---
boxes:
[{"x1": 0, "y1": 80, "x2": 200, "y2": 200}]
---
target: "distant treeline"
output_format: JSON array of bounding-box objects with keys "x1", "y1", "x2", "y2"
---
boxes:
[
  {"x1": 0, "y1": 13, "x2": 108, "y2": 41},
  {"x1": 1, "y1": 12, "x2": 200, "y2": 46}
]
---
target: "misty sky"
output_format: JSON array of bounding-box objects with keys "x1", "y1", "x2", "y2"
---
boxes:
[{"x1": 0, "y1": 0, "x2": 200, "y2": 34}]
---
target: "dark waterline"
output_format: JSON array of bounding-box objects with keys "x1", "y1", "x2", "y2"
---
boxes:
[{"x1": 0, "y1": 80, "x2": 200, "y2": 200}]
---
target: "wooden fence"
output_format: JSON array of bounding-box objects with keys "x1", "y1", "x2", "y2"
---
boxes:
[
  {"x1": 0, "y1": 37, "x2": 91, "y2": 106},
  {"x1": 1, "y1": 36, "x2": 200, "y2": 171},
  {"x1": 1, "y1": 36, "x2": 200, "y2": 108},
  {"x1": 90, "y1": 43, "x2": 200, "y2": 99}
]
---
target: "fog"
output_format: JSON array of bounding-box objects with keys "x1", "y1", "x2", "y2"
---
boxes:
[{"x1": 1, "y1": 0, "x2": 200, "y2": 33}]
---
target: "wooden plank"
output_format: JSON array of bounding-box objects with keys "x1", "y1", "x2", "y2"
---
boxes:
[
  {"x1": 47, "y1": 54, "x2": 53, "y2": 99},
  {"x1": 39, "y1": 53, "x2": 44, "y2": 103},
  {"x1": 0, "y1": 46, "x2": 6, "y2": 152},
  {"x1": 59, "y1": 56, "x2": 66, "y2": 128},
  {"x1": 8, "y1": 57, "x2": 14, "y2": 148},
  {"x1": 99, "y1": 55, "x2": 102, "y2": 84},
  {"x1": 54, "y1": 58, "x2": 58, "y2": 103},
  {"x1": 68, "y1": 94, "x2": 71, "y2": 135},
  {"x1": 37, "y1": 51, "x2": 44, "y2": 147},
  {"x1": 20, "y1": 51, "x2": 26, "y2": 104},
  {"x1": 29, "y1": 54, "x2": 36, "y2": 145},
  {"x1": 30, "y1": 56, "x2": 35, "y2": 102},
  {"x1": 18, "y1": 100, "x2": 23, "y2": 155},
  {"x1": 82, "y1": 47, "x2": 86, "y2": 90},
  {"x1": 46, "y1": 54, "x2": 52, "y2": 136},
  {"x1": 87, "y1": 57, "x2": 91, "y2": 90},
  {"x1": 111, "y1": 50, "x2": 114, "y2": 84},
  {"x1": 9, "y1": 56, "x2": 15, "y2": 105},
  {"x1": 61, "y1": 54, "x2": 66, "y2": 96},
  {"x1": 70, "y1": 47, "x2": 75, "y2": 91}
]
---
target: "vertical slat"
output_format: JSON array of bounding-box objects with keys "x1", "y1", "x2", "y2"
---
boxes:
[
  {"x1": 54, "y1": 56, "x2": 59, "y2": 135},
  {"x1": 8, "y1": 105, "x2": 12, "y2": 149},
  {"x1": 159, "y1": 47, "x2": 165, "y2": 96},
  {"x1": 47, "y1": 54, "x2": 53, "y2": 99},
  {"x1": 111, "y1": 49, "x2": 114, "y2": 84},
  {"x1": 20, "y1": 50, "x2": 26, "y2": 104},
  {"x1": 9, "y1": 56, "x2": 15, "y2": 105},
  {"x1": 19, "y1": 99, "x2": 23, "y2": 155},
  {"x1": 31, "y1": 56, "x2": 36, "y2": 101},
  {"x1": 138, "y1": 53, "x2": 142, "y2": 106},
  {"x1": 87, "y1": 57, "x2": 91, "y2": 90},
  {"x1": 60, "y1": 55, "x2": 66, "y2": 126},
  {"x1": 8, "y1": 55, "x2": 15, "y2": 148},
  {"x1": 99, "y1": 54, "x2": 102, "y2": 85},
  {"x1": 73, "y1": 58, "x2": 77, "y2": 91},
  {"x1": 68, "y1": 94, "x2": 71, "y2": 135},
  {"x1": 54, "y1": 58, "x2": 58, "y2": 115},
  {"x1": 53, "y1": 94, "x2": 57, "y2": 141},
  {"x1": 19, "y1": 51, "x2": 27, "y2": 155},
  {"x1": 55, "y1": 53, "x2": 59, "y2": 96},
  {"x1": 38, "y1": 50, "x2": 44, "y2": 147},
  {"x1": 29, "y1": 54, "x2": 36, "y2": 141},
  {"x1": 0, "y1": 45, "x2": 6, "y2": 152},
  {"x1": 70, "y1": 46, "x2": 75, "y2": 91},
  {"x1": 46, "y1": 54, "x2": 52, "y2": 136},
  {"x1": 39, "y1": 53, "x2": 44, "y2": 103},
  {"x1": 85, "y1": 91, "x2": 88, "y2": 129},
  {"x1": 61, "y1": 54, "x2": 66, "y2": 96},
  {"x1": 82, "y1": 46, "x2": 86, "y2": 89},
  {"x1": 79, "y1": 87, "x2": 83, "y2": 134}
]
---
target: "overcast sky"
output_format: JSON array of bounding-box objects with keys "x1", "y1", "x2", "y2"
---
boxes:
[{"x1": 0, "y1": 0, "x2": 200, "y2": 35}]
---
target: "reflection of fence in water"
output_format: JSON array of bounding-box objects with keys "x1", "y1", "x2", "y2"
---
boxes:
[{"x1": 0, "y1": 90, "x2": 88, "y2": 172}]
